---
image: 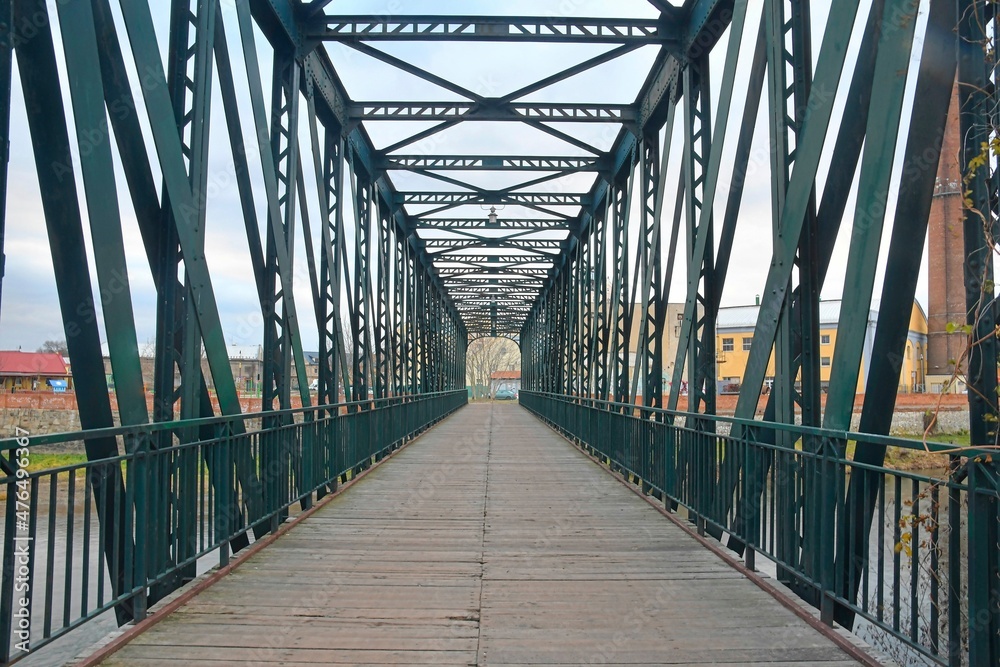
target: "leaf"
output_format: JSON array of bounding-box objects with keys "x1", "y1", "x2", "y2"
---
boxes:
[{"x1": 894, "y1": 542, "x2": 903, "y2": 554}]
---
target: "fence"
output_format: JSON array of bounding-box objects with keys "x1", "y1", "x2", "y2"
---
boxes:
[
  {"x1": 0, "y1": 390, "x2": 467, "y2": 661},
  {"x1": 520, "y1": 390, "x2": 1000, "y2": 667}
]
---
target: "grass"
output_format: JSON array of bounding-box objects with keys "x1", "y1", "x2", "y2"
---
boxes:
[
  {"x1": 920, "y1": 431, "x2": 971, "y2": 447},
  {"x1": 0, "y1": 453, "x2": 90, "y2": 501},
  {"x1": 881, "y1": 431, "x2": 968, "y2": 471},
  {"x1": 25, "y1": 452, "x2": 89, "y2": 473},
  {"x1": 840, "y1": 433, "x2": 963, "y2": 473}
]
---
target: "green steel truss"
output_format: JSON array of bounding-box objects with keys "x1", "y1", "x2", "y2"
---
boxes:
[{"x1": 1, "y1": 0, "x2": 999, "y2": 664}]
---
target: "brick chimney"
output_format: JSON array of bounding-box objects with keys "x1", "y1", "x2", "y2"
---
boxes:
[{"x1": 926, "y1": 83, "x2": 966, "y2": 379}]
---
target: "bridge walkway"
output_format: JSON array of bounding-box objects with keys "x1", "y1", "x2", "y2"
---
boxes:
[{"x1": 91, "y1": 403, "x2": 866, "y2": 666}]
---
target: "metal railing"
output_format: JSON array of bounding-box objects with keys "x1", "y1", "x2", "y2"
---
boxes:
[
  {"x1": 521, "y1": 391, "x2": 1000, "y2": 667},
  {"x1": 0, "y1": 390, "x2": 467, "y2": 662}
]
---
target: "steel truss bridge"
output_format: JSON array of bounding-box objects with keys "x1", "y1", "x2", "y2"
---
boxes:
[{"x1": 0, "y1": 0, "x2": 998, "y2": 665}]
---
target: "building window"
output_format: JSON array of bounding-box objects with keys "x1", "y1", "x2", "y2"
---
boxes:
[
  {"x1": 821, "y1": 356, "x2": 832, "y2": 367},
  {"x1": 722, "y1": 338, "x2": 734, "y2": 352},
  {"x1": 742, "y1": 337, "x2": 752, "y2": 351},
  {"x1": 821, "y1": 334, "x2": 831, "y2": 345}
]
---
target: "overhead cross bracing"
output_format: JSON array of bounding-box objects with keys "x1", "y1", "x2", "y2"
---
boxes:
[
  {"x1": 323, "y1": 4, "x2": 695, "y2": 338},
  {"x1": 3, "y1": 1, "x2": 1000, "y2": 665}
]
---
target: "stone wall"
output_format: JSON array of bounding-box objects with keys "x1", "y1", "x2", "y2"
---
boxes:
[
  {"x1": 849, "y1": 409, "x2": 968, "y2": 436},
  {"x1": 0, "y1": 407, "x2": 84, "y2": 436}
]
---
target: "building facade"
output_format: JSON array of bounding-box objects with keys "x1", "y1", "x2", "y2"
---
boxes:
[
  {"x1": 626, "y1": 302, "x2": 688, "y2": 396},
  {"x1": 490, "y1": 371, "x2": 521, "y2": 397},
  {"x1": 0, "y1": 351, "x2": 73, "y2": 392},
  {"x1": 715, "y1": 300, "x2": 928, "y2": 394}
]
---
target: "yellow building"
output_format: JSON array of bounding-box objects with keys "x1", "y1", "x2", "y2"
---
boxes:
[{"x1": 715, "y1": 300, "x2": 928, "y2": 394}]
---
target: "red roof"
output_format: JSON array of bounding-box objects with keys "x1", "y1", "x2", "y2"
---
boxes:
[
  {"x1": 490, "y1": 371, "x2": 521, "y2": 380},
  {"x1": 0, "y1": 351, "x2": 68, "y2": 376}
]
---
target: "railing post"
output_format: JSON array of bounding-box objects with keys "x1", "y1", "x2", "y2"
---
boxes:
[
  {"x1": 947, "y1": 456, "x2": 963, "y2": 667},
  {"x1": 818, "y1": 439, "x2": 837, "y2": 626},
  {"x1": 217, "y1": 422, "x2": 232, "y2": 569},
  {"x1": 967, "y1": 458, "x2": 1000, "y2": 665},
  {"x1": 131, "y1": 439, "x2": 148, "y2": 621},
  {"x1": 1, "y1": 454, "x2": 19, "y2": 662}
]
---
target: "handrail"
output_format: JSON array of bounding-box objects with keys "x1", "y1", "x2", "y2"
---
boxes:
[
  {"x1": 0, "y1": 390, "x2": 467, "y2": 662},
  {"x1": 0, "y1": 391, "x2": 463, "y2": 451},
  {"x1": 520, "y1": 390, "x2": 999, "y2": 667},
  {"x1": 522, "y1": 390, "x2": 991, "y2": 458}
]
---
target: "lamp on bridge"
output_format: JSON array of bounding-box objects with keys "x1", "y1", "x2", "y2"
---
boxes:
[{"x1": 482, "y1": 204, "x2": 504, "y2": 227}]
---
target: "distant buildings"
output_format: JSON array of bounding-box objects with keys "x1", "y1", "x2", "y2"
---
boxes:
[
  {"x1": 490, "y1": 370, "x2": 521, "y2": 397},
  {"x1": 619, "y1": 298, "x2": 930, "y2": 397},
  {"x1": 626, "y1": 302, "x2": 689, "y2": 394},
  {"x1": 715, "y1": 299, "x2": 928, "y2": 394},
  {"x1": 99, "y1": 343, "x2": 319, "y2": 394},
  {"x1": 0, "y1": 351, "x2": 73, "y2": 392}
]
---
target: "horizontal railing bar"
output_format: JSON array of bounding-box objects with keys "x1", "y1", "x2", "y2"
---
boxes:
[
  {"x1": 526, "y1": 390, "x2": 991, "y2": 459},
  {"x1": 0, "y1": 391, "x2": 461, "y2": 451},
  {"x1": 519, "y1": 390, "x2": 988, "y2": 667}
]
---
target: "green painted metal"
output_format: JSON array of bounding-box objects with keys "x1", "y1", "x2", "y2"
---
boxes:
[
  {"x1": 0, "y1": 0, "x2": 9, "y2": 323},
  {"x1": 314, "y1": 15, "x2": 677, "y2": 45},
  {"x1": 55, "y1": 0, "x2": 149, "y2": 429},
  {"x1": 957, "y1": 1, "x2": 1000, "y2": 662},
  {"x1": 3, "y1": 2, "x2": 1000, "y2": 664},
  {"x1": 11, "y1": 0, "x2": 132, "y2": 625},
  {"x1": 117, "y1": 0, "x2": 245, "y2": 421},
  {"x1": 666, "y1": 0, "x2": 748, "y2": 413},
  {"x1": 522, "y1": 390, "x2": 998, "y2": 667},
  {"x1": 842, "y1": 0, "x2": 957, "y2": 635},
  {"x1": 731, "y1": 0, "x2": 861, "y2": 418},
  {"x1": 724, "y1": 0, "x2": 886, "y2": 560},
  {"x1": 0, "y1": 391, "x2": 467, "y2": 661},
  {"x1": 822, "y1": 0, "x2": 919, "y2": 432}
]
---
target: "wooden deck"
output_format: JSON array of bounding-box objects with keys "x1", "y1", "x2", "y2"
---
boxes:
[{"x1": 95, "y1": 403, "x2": 865, "y2": 666}]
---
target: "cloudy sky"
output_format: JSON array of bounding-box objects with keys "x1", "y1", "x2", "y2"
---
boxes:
[{"x1": 0, "y1": 0, "x2": 930, "y2": 354}]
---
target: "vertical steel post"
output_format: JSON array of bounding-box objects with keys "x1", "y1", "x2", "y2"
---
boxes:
[
  {"x1": 12, "y1": 0, "x2": 132, "y2": 623},
  {"x1": 958, "y1": 1, "x2": 1000, "y2": 661},
  {"x1": 0, "y1": 0, "x2": 10, "y2": 320}
]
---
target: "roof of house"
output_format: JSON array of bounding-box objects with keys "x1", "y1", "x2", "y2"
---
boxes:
[
  {"x1": 717, "y1": 300, "x2": 878, "y2": 330},
  {"x1": 491, "y1": 371, "x2": 521, "y2": 380},
  {"x1": 0, "y1": 351, "x2": 69, "y2": 376}
]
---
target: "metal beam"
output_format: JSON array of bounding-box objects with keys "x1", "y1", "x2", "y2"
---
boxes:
[
  {"x1": 352, "y1": 101, "x2": 635, "y2": 123},
  {"x1": 383, "y1": 155, "x2": 603, "y2": 172},
  {"x1": 415, "y1": 218, "x2": 571, "y2": 230},
  {"x1": 402, "y1": 192, "x2": 587, "y2": 206},
  {"x1": 314, "y1": 15, "x2": 676, "y2": 44}
]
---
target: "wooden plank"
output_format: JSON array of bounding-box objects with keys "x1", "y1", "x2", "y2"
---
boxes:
[{"x1": 94, "y1": 404, "x2": 864, "y2": 666}]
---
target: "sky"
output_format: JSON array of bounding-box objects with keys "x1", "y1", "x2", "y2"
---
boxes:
[{"x1": 0, "y1": 0, "x2": 933, "y2": 354}]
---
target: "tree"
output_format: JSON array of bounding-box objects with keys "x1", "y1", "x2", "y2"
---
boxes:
[
  {"x1": 37, "y1": 339, "x2": 68, "y2": 355},
  {"x1": 465, "y1": 337, "x2": 520, "y2": 390}
]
